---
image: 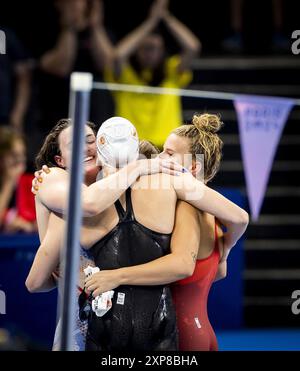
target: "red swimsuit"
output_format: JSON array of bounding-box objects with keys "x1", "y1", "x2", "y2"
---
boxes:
[{"x1": 171, "y1": 222, "x2": 220, "y2": 351}]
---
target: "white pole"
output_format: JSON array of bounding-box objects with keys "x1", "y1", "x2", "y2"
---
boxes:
[{"x1": 59, "y1": 72, "x2": 92, "y2": 351}]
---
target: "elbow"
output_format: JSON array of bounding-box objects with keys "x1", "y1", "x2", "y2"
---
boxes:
[
  {"x1": 230, "y1": 208, "x2": 249, "y2": 229},
  {"x1": 50, "y1": 65, "x2": 70, "y2": 78},
  {"x1": 218, "y1": 263, "x2": 227, "y2": 280},
  {"x1": 214, "y1": 261, "x2": 227, "y2": 282},
  {"x1": 82, "y1": 198, "x2": 99, "y2": 217},
  {"x1": 221, "y1": 272, "x2": 227, "y2": 279},
  {"x1": 238, "y1": 209, "x2": 249, "y2": 228},
  {"x1": 40, "y1": 58, "x2": 70, "y2": 78},
  {"x1": 193, "y1": 40, "x2": 201, "y2": 55},
  {"x1": 187, "y1": 40, "x2": 201, "y2": 57},
  {"x1": 183, "y1": 266, "x2": 195, "y2": 278},
  {"x1": 178, "y1": 259, "x2": 195, "y2": 279},
  {"x1": 25, "y1": 276, "x2": 41, "y2": 293},
  {"x1": 219, "y1": 269, "x2": 227, "y2": 280}
]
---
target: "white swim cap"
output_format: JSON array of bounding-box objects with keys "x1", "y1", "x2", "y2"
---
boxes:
[{"x1": 96, "y1": 117, "x2": 139, "y2": 168}]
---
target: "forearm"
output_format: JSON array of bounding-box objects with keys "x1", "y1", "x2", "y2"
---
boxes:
[
  {"x1": 176, "y1": 175, "x2": 248, "y2": 228},
  {"x1": 36, "y1": 162, "x2": 140, "y2": 216},
  {"x1": 199, "y1": 196, "x2": 248, "y2": 248},
  {"x1": 83, "y1": 161, "x2": 141, "y2": 215},
  {"x1": 163, "y1": 13, "x2": 201, "y2": 54},
  {"x1": 26, "y1": 253, "x2": 59, "y2": 293},
  {"x1": 214, "y1": 261, "x2": 227, "y2": 282},
  {"x1": 116, "y1": 18, "x2": 158, "y2": 62},
  {"x1": 40, "y1": 29, "x2": 77, "y2": 76},
  {"x1": 118, "y1": 254, "x2": 192, "y2": 286},
  {"x1": 26, "y1": 239, "x2": 61, "y2": 293},
  {"x1": 90, "y1": 26, "x2": 114, "y2": 70},
  {"x1": 222, "y1": 220, "x2": 248, "y2": 251},
  {"x1": 10, "y1": 67, "x2": 31, "y2": 128}
]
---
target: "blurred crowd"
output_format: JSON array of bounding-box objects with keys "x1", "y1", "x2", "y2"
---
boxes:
[
  {"x1": 0, "y1": 0, "x2": 201, "y2": 233},
  {"x1": 0, "y1": 0, "x2": 294, "y2": 233}
]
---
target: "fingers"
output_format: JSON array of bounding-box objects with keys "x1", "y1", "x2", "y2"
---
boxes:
[
  {"x1": 85, "y1": 276, "x2": 96, "y2": 288},
  {"x1": 31, "y1": 166, "x2": 50, "y2": 195},
  {"x1": 85, "y1": 282, "x2": 103, "y2": 297},
  {"x1": 42, "y1": 165, "x2": 50, "y2": 174},
  {"x1": 31, "y1": 178, "x2": 39, "y2": 195},
  {"x1": 85, "y1": 282, "x2": 98, "y2": 293},
  {"x1": 93, "y1": 288, "x2": 101, "y2": 298},
  {"x1": 34, "y1": 170, "x2": 43, "y2": 184},
  {"x1": 160, "y1": 160, "x2": 187, "y2": 176},
  {"x1": 161, "y1": 159, "x2": 185, "y2": 172},
  {"x1": 160, "y1": 168, "x2": 181, "y2": 176}
]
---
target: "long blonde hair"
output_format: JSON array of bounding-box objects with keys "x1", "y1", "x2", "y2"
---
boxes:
[{"x1": 172, "y1": 113, "x2": 224, "y2": 183}]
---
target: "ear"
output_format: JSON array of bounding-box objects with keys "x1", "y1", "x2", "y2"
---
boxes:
[
  {"x1": 54, "y1": 155, "x2": 65, "y2": 168},
  {"x1": 189, "y1": 160, "x2": 202, "y2": 178}
]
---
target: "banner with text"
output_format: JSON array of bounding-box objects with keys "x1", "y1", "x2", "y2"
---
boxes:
[{"x1": 234, "y1": 95, "x2": 294, "y2": 220}]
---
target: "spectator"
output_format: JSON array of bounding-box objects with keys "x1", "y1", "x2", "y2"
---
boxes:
[
  {"x1": 0, "y1": 126, "x2": 36, "y2": 233},
  {"x1": 105, "y1": 0, "x2": 201, "y2": 148},
  {"x1": 37, "y1": 0, "x2": 114, "y2": 134},
  {"x1": 222, "y1": 0, "x2": 290, "y2": 53},
  {"x1": 0, "y1": 27, "x2": 31, "y2": 132}
]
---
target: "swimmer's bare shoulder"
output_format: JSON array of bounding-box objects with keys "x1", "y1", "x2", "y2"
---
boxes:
[{"x1": 36, "y1": 167, "x2": 69, "y2": 213}]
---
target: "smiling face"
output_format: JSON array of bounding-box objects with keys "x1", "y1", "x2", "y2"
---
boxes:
[{"x1": 54, "y1": 125, "x2": 97, "y2": 174}]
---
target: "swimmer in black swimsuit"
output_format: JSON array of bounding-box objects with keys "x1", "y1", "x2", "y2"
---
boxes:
[
  {"x1": 77, "y1": 117, "x2": 178, "y2": 351},
  {"x1": 85, "y1": 187, "x2": 178, "y2": 351}
]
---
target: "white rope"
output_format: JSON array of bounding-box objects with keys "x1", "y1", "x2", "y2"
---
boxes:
[{"x1": 92, "y1": 81, "x2": 300, "y2": 106}]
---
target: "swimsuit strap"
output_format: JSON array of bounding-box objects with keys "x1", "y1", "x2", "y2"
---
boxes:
[
  {"x1": 114, "y1": 188, "x2": 135, "y2": 222},
  {"x1": 114, "y1": 199, "x2": 126, "y2": 220},
  {"x1": 124, "y1": 187, "x2": 135, "y2": 222}
]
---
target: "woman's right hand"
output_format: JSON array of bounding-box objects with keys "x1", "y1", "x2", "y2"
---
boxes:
[{"x1": 31, "y1": 165, "x2": 51, "y2": 195}]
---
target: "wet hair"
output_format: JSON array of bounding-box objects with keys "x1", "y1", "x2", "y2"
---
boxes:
[
  {"x1": 172, "y1": 113, "x2": 224, "y2": 183},
  {"x1": 139, "y1": 140, "x2": 159, "y2": 159},
  {"x1": 0, "y1": 126, "x2": 25, "y2": 188},
  {"x1": 35, "y1": 118, "x2": 96, "y2": 170}
]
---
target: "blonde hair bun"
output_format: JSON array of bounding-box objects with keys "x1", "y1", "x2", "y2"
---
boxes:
[{"x1": 192, "y1": 113, "x2": 223, "y2": 134}]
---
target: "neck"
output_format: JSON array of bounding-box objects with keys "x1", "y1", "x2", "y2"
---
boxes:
[
  {"x1": 84, "y1": 173, "x2": 94, "y2": 186},
  {"x1": 84, "y1": 167, "x2": 101, "y2": 185}
]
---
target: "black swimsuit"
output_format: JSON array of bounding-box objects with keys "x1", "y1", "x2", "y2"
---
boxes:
[{"x1": 85, "y1": 188, "x2": 178, "y2": 351}]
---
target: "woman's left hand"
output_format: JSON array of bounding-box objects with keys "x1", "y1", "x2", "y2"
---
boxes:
[{"x1": 85, "y1": 270, "x2": 122, "y2": 297}]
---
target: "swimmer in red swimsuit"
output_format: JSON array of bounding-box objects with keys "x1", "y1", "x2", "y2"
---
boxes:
[{"x1": 171, "y1": 214, "x2": 224, "y2": 351}]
